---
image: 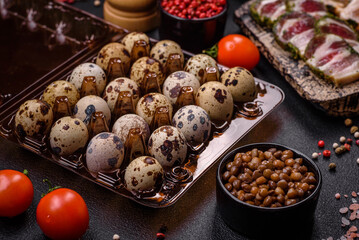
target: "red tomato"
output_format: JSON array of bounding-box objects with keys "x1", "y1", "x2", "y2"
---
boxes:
[
  {"x1": 217, "y1": 34, "x2": 260, "y2": 70},
  {"x1": 0, "y1": 169, "x2": 34, "y2": 217},
  {"x1": 36, "y1": 188, "x2": 89, "y2": 240}
]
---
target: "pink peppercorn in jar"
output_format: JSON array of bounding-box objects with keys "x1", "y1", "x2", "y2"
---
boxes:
[{"x1": 159, "y1": 0, "x2": 228, "y2": 52}]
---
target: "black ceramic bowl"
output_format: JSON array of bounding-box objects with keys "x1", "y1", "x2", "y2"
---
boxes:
[
  {"x1": 216, "y1": 143, "x2": 322, "y2": 239},
  {"x1": 159, "y1": 2, "x2": 227, "y2": 53}
]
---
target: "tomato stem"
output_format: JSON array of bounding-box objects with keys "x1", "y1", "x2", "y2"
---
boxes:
[
  {"x1": 23, "y1": 169, "x2": 28, "y2": 176},
  {"x1": 202, "y1": 44, "x2": 218, "y2": 59},
  {"x1": 41, "y1": 179, "x2": 62, "y2": 197}
]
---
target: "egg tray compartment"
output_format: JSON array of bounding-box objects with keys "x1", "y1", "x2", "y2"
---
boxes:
[
  {"x1": 0, "y1": 46, "x2": 285, "y2": 208},
  {"x1": 0, "y1": 0, "x2": 126, "y2": 110}
]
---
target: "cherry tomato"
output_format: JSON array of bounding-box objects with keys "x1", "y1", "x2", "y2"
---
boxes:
[
  {"x1": 0, "y1": 169, "x2": 34, "y2": 217},
  {"x1": 36, "y1": 188, "x2": 89, "y2": 240},
  {"x1": 217, "y1": 34, "x2": 260, "y2": 70}
]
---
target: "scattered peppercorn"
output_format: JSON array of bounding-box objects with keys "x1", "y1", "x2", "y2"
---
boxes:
[
  {"x1": 356, "y1": 140, "x2": 359, "y2": 146},
  {"x1": 94, "y1": 0, "x2": 101, "y2": 7},
  {"x1": 329, "y1": 163, "x2": 336, "y2": 170},
  {"x1": 312, "y1": 152, "x2": 319, "y2": 159},
  {"x1": 357, "y1": 158, "x2": 359, "y2": 164},
  {"x1": 335, "y1": 146, "x2": 346, "y2": 154},
  {"x1": 344, "y1": 118, "x2": 353, "y2": 127},
  {"x1": 345, "y1": 118, "x2": 353, "y2": 127},
  {"x1": 351, "y1": 126, "x2": 359, "y2": 134},
  {"x1": 355, "y1": 132, "x2": 359, "y2": 138},
  {"x1": 318, "y1": 140, "x2": 325, "y2": 148},
  {"x1": 333, "y1": 143, "x2": 339, "y2": 149},
  {"x1": 344, "y1": 143, "x2": 351, "y2": 151},
  {"x1": 113, "y1": 234, "x2": 120, "y2": 240},
  {"x1": 161, "y1": 0, "x2": 226, "y2": 19},
  {"x1": 335, "y1": 193, "x2": 341, "y2": 199},
  {"x1": 340, "y1": 136, "x2": 346, "y2": 143},
  {"x1": 323, "y1": 150, "x2": 331, "y2": 157},
  {"x1": 347, "y1": 138, "x2": 353, "y2": 144}
]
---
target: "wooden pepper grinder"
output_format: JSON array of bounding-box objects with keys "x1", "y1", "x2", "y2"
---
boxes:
[{"x1": 104, "y1": 0, "x2": 160, "y2": 32}]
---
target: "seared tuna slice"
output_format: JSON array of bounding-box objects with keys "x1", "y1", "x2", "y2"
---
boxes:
[
  {"x1": 305, "y1": 34, "x2": 359, "y2": 86},
  {"x1": 250, "y1": 0, "x2": 287, "y2": 28},
  {"x1": 316, "y1": 16, "x2": 359, "y2": 52},
  {"x1": 287, "y1": 0, "x2": 327, "y2": 18},
  {"x1": 273, "y1": 11, "x2": 316, "y2": 59}
]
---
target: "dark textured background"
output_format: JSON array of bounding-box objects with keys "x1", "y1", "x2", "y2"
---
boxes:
[{"x1": 1, "y1": 0, "x2": 359, "y2": 239}]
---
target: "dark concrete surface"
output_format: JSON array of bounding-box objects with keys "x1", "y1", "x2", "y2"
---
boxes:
[{"x1": 1, "y1": 0, "x2": 359, "y2": 239}]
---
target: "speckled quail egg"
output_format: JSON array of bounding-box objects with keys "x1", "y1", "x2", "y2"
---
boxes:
[
  {"x1": 124, "y1": 156, "x2": 163, "y2": 192},
  {"x1": 162, "y1": 71, "x2": 200, "y2": 105},
  {"x1": 69, "y1": 63, "x2": 107, "y2": 95},
  {"x1": 112, "y1": 114, "x2": 150, "y2": 144},
  {"x1": 49, "y1": 116, "x2": 89, "y2": 156},
  {"x1": 15, "y1": 99, "x2": 53, "y2": 138},
  {"x1": 130, "y1": 57, "x2": 165, "y2": 90},
  {"x1": 172, "y1": 105, "x2": 211, "y2": 144},
  {"x1": 121, "y1": 32, "x2": 150, "y2": 57},
  {"x1": 221, "y1": 67, "x2": 257, "y2": 103},
  {"x1": 136, "y1": 93, "x2": 173, "y2": 125},
  {"x1": 42, "y1": 80, "x2": 80, "y2": 109},
  {"x1": 184, "y1": 54, "x2": 220, "y2": 83},
  {"x1": 96, "y1": 42, "x2": 131, "y2": 74},
  {"x1": 73, "y1": 95, "x2": 111, "y2": 126},
  {"x1": 148, "y1": 125, "x2": 187, "y2": 168},
  {"x1": 195, "y1": 81, "x2": 233, "y2": 122},
  {"x1": 86, "y1": 132, "x2": 124, "y2": 175},
  {"x1": 102, "y1": 77, "x2": 140, "y2": 113},
  {"x1": 150, "y1": 40, "x2": 184, "y2": 68}
]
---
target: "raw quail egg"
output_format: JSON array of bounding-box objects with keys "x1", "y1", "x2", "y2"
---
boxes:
[
  {"x1": 121, "y1": 32, "x2": 150, "y2": 57},
  {"x1": 130, "y1": 57, "x2": 165, "y2": 90},
  {"x1": 136, "y1": 93, "x2": 173, "y2": 125},
  {"x1": 102, "y1": 77, "x2": 140, "y2": 113},
  {"x1": 15, "y1": 99, "x2": 53, "y2": 138},
  {"x1": 162, "y1": 71, "x2": 200, "y2": 105},
  {"x1": 195, "y1": 81, "x2": 233, "y2": 122},
  {"x1": 221, "y1": 67, "x2": 257, "y2": 103},
  {"x1": 124, "y1": 156, "x2": 163, "y2": 192},
  {"x1": 73, "y1": 95, "x2": 111, "y2": 126},
  {"x1": 150, "y1": 40, "x2": 184, "y2": 68},
  {"x1": 49, "y1": 116, "x2": 89, "y2": 156},
  {"x1": 112, "y1": 114, "x2": 150, "y2": 144},
  {"x1": 172, "y1": 105, "x2": 211, "y2": 144},
  {"x1": 42, "y1": 80, "x2": 80, "y2": 109},
  {"x1": 69, "y1": 63, "x2": 107, "y2": 95},
  {"x1": 184, "y1": 54, "x2": 220, "y2": 83},
  {"x1": 86, "y1": 132, "x2": 124, "y2": 175},
  {"x1": 96, "y1": 42, "x2": 131, "y2": 74},
  {"x1": 148, "y1": 125, "x2": 187, "y2": 168}
]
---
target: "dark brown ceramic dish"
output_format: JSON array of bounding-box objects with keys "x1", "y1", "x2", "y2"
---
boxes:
[
  {"x1": 216, "y1": 143, "x2": 322, "y2": 239},
  {"x1": 235, "y1": 0, "x2": 359, "y2": 116},
  {"x1": 159, "y1": 2, "x2": 227, "y2": 53}
]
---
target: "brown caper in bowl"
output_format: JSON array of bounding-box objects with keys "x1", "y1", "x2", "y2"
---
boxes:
[{"x1": 216, "y1": 143, "x2": 322, "y2": 239}]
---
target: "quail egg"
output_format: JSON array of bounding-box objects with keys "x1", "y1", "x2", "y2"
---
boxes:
[
  {"x1": 69, "y1": 63, "x2": 107, "y2": 95},
  {"x1": 148, "y1": 125, "x2": 187, "y2": 168},
  {"x1": 96, "y1": 42, "x2": 131, "y2": 74},
  {"x1": 130, "y1": 57, "x2": 165, "y2": 90},
  {"x1": 195, "y1": 81, "x2": 233, "y2": 122},
  {"x1": 150, "y1": 40, "x2": 184, "y2": 68},
  {"x1": 112, "y1": 114, "x2": 150, "y2": 144},
  {"x1": 86, "y1": 132, "x2": 124, "y2": 175},
  {"x1": 136, "y1": 93, "x2": 173, "y2": 125},
  {"x1": 184, "y1": 54, "x2": 220, "y2": 83},
  {"x1": 73, "y1": 95, "x2": 111, "y2": 126},
  {"x1": 221, "y1": 67, "x2": 257, "y2": 103},
  {"x1": 102, "y1": 77, "x2": 140, "y2": 113},
  {"x1": 15, "y1": 99, "x2": 54, "y2": 138},
  {"x1": 124, "y1": 156, "x2": 164, "y2": 192},
  {"x1": 121, "y1": 32, "x2": 150, "y2": 57},
  {"x1": 42, "y1": 80, "x2": 80, "y2": 109},
  {"x1": 49, "y1": 116, "x2": 89, "y2": 156},
  {"x1": 162, "y1": 71, "x2": 200, "y2": 105},
  {"x1": 172, "y1": 105, "x2": 211, "y2": 144}
]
